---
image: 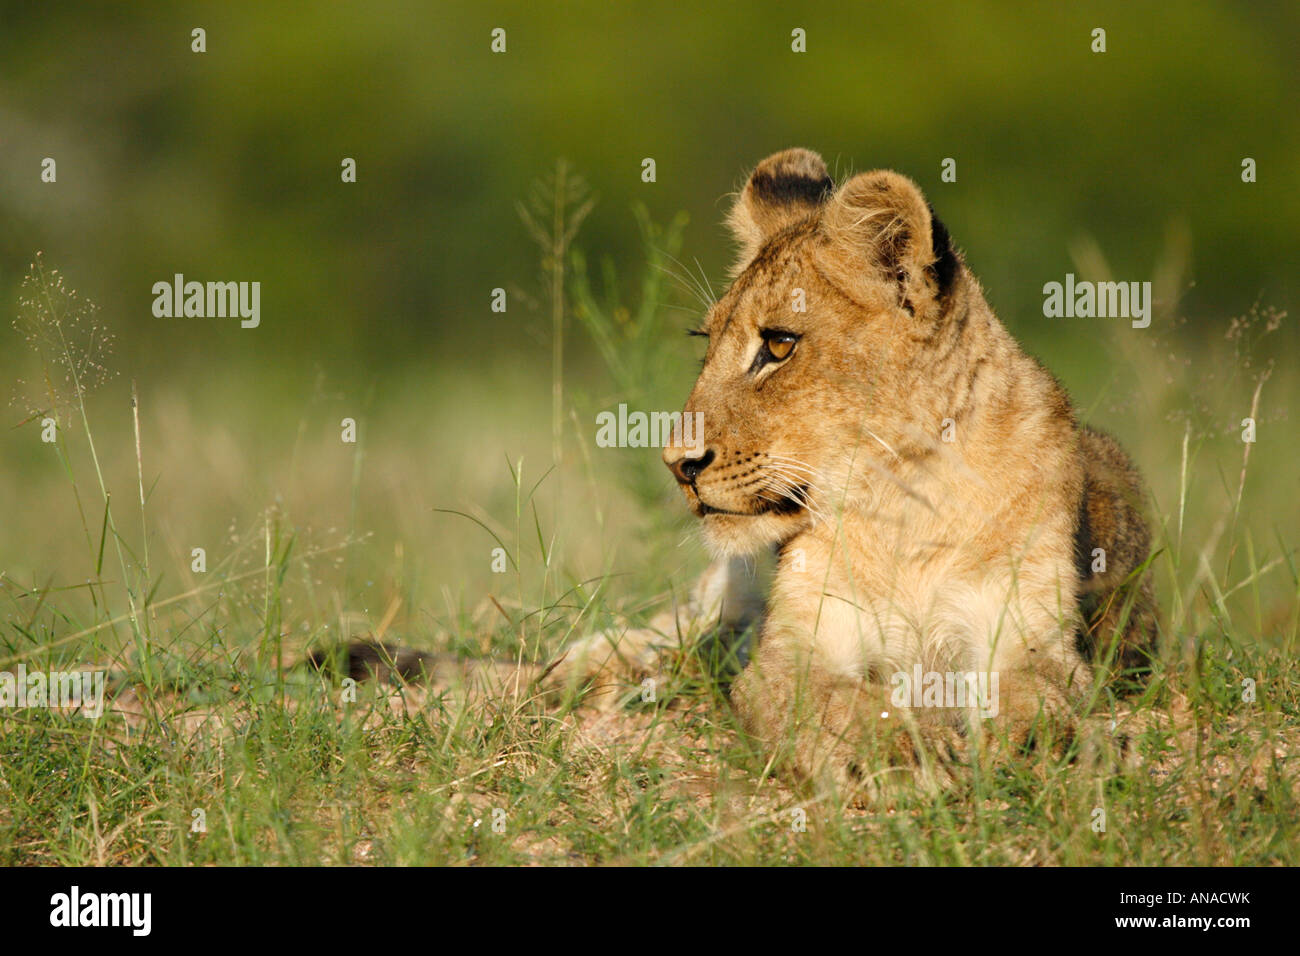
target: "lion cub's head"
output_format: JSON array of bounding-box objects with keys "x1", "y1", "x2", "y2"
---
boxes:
[{"x1": 663, "y1": 148, "x2": 967, "y2": 556}]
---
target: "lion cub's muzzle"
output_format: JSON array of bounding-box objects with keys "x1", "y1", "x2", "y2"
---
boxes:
[{"x1": 663, "y1": 446, "x2": 811, "y2": 518}]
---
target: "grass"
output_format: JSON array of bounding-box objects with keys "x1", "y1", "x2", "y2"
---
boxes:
[{"x1": 0, "y1": 210, "x2": 1297, "y2": 865}]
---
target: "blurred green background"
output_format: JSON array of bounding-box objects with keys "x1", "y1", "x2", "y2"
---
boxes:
[{"x1": 1, "y1": 1, "x2": 1296, "y2": 643}]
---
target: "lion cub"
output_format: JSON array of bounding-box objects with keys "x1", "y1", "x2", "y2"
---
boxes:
[{"x1": 558, "y1": 148, "x2": 1156, "y2": 799}]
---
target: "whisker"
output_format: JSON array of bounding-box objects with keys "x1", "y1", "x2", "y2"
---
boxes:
[
  {"x1": 763, "y1": 458, "x2": 829, "y2": 495},
  {"x1": 692, "y1": 255, "x2": 716, "y2": 303},
  {"x1": 763, "y1": 463, "x2": 828, "y2": 496},
  {"x1": 657, "y1": 252, "x2": 717, "y2": 312},
  {"x1": 764, "y1": 460, "x2": 822, "y2": 481},
  {"x1": 761, "y1": 472, "x2": 831, "y2": 525},
  {"x1": 861, "y1": 427, "x2": 901, "y2": 460},
  {"x1": 764, "y1": 453, "x2": 821, "y2": 471},
  {"x1": 652, "y1": 261, "x2": 713, "y2": 312}
]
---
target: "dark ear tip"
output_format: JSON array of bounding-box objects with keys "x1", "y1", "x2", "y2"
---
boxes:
[
  {"x1": 749, "y1": 168, "x2": 833, "y2": 207},
  {"x1": 747, "y1": 148, "x2": 833, "y2": 206},
  {"x1": 926, "y1": 203, "x2": 960, "y2": 296},
  {"x1": 754, "y1": 147, "x2": 829, "y2": 180}
]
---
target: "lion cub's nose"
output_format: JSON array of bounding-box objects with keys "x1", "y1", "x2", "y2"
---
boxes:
[{"x1": 665, "y1": 447, "x2": 715, "y2": 486}]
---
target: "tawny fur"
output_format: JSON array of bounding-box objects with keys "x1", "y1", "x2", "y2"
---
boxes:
[{"x1": 558, "y1": 148, "x2": 1158, "y2": 801}]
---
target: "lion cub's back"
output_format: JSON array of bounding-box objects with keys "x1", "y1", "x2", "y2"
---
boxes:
[{"x1": 1074, "y1": 426, "x2": 1158, "y2": 673}]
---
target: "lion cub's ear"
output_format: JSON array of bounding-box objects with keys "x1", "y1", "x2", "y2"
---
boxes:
[
  {"x1": 727, "y1": 148, "x2": 834, "y2": 275},
  {"x1": 822, "y1": 170, "x2": 960, "y2": 310}
]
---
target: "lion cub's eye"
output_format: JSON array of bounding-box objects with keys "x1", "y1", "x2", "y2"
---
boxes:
[{"x1": 758, "y1": 328, "x2": 799, "y2": 365}]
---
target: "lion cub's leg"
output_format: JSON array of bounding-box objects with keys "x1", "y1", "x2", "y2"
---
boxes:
[
  {"x1": 969, "y1": 595, "x2": 1094, "y2": 759},
  {"x1": 547, "y1": 555, "x2": 763, "y2": 708},
  {"x1": 731, "y1": 637, "x2": 968, "y2": 803},
  {"x1": 732, "y1": 585, "x2": 1092, "y2": 801},
  {"x1": 732, "y1": 650, "x2": 1086, "y2": 803},
  {"x1": 972, "y1": 659, "x2": 1084, "y2": 759}
]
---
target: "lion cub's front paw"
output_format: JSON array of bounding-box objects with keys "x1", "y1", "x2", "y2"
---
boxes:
[
  {"x1": 780, "y1": 723, "x2": 967, "y2": 811},
  {"x1": 802, "y1": 711, "x2": 969, "y2": 806},
  {"x1": 732, "y1": 664, "x2": 969, "y2": 806},
  {"x1": 1077, "y1": 708, "x2": 1168, "y2": 773}
]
